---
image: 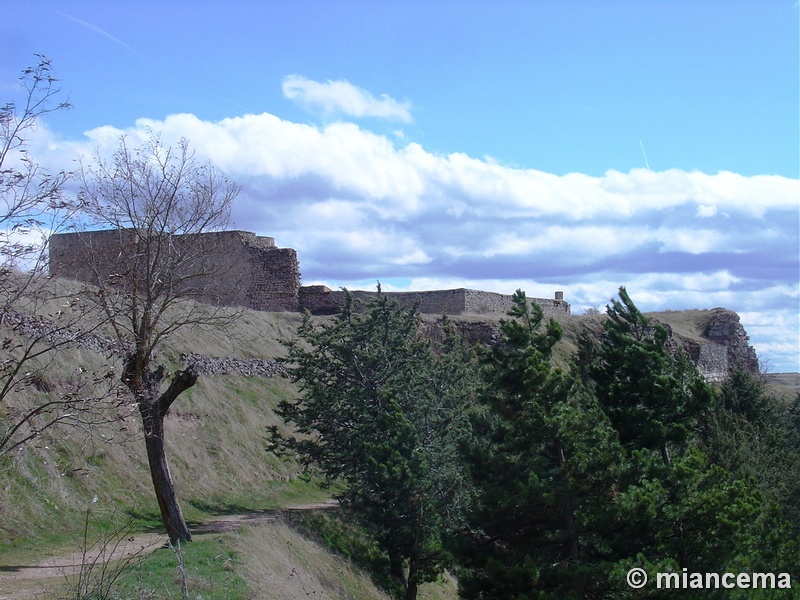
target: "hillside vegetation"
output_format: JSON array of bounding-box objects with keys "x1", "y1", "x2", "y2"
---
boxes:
[
  {"x1": 1, "y1": 277, "x2": 798, "y2": 599},
  {"x1": 0, "y1": 276, "x2": 462, "y2": 599}
]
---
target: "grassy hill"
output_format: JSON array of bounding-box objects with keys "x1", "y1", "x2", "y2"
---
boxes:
[
  {"x1": 1, "y1": 277, "x2": 794, "y2": 598},
  {"x1": 0, "y1": 277, "x2": 461, "y2": 599}
]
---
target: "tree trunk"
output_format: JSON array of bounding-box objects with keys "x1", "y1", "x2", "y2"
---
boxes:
[
  {"x1": 390, "y1": 550, "x2": 408, "y2": 592},
  {"x1": 135, "y1": 365, "x2": 198, "y2": 544},
  {"x1": 141, "y1": 401, "x2": 192, "y2": 543},
  {"x1": 660, "y1": 443, "x2": 671, "y2": 467},
  {"x1": 405, "y1": 554, "x2": 420, "y2": 600}
]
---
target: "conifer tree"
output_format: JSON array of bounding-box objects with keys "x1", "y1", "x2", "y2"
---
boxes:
[
  {"x1": 276, "y1": 291, "x2": 475, "y2": 600},
  {"x1": 583, "y1": 287, "x2": 713, "y2": 466},
  {"x1": 456, "y1": 290, "x2": 622, "y2": 598},
  {"x1": 581, "y1": 289, "x2": 789, "y2": 591}
]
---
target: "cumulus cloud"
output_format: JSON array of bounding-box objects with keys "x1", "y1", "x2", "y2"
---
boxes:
[
  {"x1": 282, "y1": 75, "x2": 413, "y2": 123},
  {"x1": 32, "y1": 111, "x2": 800, "y2": 371}
]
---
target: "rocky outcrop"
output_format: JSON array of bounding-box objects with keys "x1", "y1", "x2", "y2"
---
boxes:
[{"x1": 702, "y1": 308, "x2": 759, "y2": 374}]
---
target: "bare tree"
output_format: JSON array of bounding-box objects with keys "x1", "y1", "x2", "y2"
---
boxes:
[
  {"x1": 1, "y1": 55, "x2": 71, "y2": 280},
  {"x1": 0, "y1": 55, "x2": 121, "y2": 456},
  {"x1": 76, "y1": 134, "x2": 240, "y2": 543}
]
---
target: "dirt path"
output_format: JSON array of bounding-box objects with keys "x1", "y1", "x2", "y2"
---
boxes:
[{"x1": 0, "y1": 500, "x2": 338, "y2": 600}]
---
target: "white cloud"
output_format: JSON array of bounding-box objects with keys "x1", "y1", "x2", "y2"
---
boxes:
[
  {"x1": 282, "y1": 75, "x2": 413, "y2": 123},
  {"x1": 30, "y1": 111, "x2": 800, "y2": 371}
]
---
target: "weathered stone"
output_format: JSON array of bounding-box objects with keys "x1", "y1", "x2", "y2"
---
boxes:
[
  {"x1": 49, "y1": 229, "x2": 300, "y2": 312},
  {"x1": 298, "y1": 286, "x2": 570, "y2": 317},
  {"x1": 703, "y1": 308, "x2": 760, "y2": 374}
]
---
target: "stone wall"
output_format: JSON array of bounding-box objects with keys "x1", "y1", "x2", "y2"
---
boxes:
[
  {"x1": 462, "y1": 289, "x2": 570, "y2": 316},
  {"x1": 298, "y1": 286, "x2": 571, "y2": 317},
  {"x1": 680, "y1": 338, "x2": 731, "y2": 383},
  {"x1": 49, "y1": 229, "x2": 300, "y2": 312},
  {"x1": 650, "y1": 308, "x2": 759, "y2": 382}
]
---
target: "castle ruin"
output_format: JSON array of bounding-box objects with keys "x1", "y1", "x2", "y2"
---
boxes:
[{"x1": 48, "y1": 229, "x2": 570, "y2": 317}]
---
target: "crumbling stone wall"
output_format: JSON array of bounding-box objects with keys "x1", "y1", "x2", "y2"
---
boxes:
[
  {"x1": 298, "y1": 286, "x2": 571, "y2": 317},
  {"x1": 49, "y1": 229, "x2": 300, "y2": 312},
  {"x1": 679, "y1": 338, "x2": 731, "y2": 383},
  {"x1": 462, "y1": 289, "x2": 570, "y2": 316}
]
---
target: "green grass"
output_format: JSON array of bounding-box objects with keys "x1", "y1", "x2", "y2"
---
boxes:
[{"x1": 113, "y1": 533, "x2": 249, "y2": 600}]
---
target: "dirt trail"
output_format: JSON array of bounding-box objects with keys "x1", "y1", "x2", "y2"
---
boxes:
[{"x1": 0, "y1": 500, "x2": 338, "y2": 600}]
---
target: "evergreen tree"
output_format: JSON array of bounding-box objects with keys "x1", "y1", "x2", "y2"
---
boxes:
[
  {"x1": 275, "y1": 291, "x2": 475, "y2": 600},
  {"x1": 583, "y1": 287, "x2": 713, "y2": 466},
  {"x1": 456, "y1": 291, "x2": 623, "y2": 599},
  {"x1": 581, "y1": 289, "x2": 792, "y2": 593},
  {"x1": 702, "y1": 368, "x2": 800, "y2": 574}
]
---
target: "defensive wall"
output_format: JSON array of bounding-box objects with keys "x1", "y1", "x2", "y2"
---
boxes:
[
  {"x1": 299, "y1": 286, "x2": 570, "y2": 316},
  {"x1": 49, "y1": 229, "x2": 301, "y2": 312},
  {"x1": 49, "y1": 229, "x2": 570, "y2": 317},
  {"x1": 681, "y1": 309, "x2": 760, "y2": 382},
  {"x1": 48, "y1": 229, "x2": 762, "y2": 382}
]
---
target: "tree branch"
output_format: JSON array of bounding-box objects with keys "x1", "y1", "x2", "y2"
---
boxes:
[{"x1": 157, "y1": 367, "x2": 198, "y2": 417}]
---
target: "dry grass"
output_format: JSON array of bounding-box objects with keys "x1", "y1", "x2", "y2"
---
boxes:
[
  {"x1": 765, "y1": 372, "x2": 800, "y2": 401},
  {"x1": 236, "y1": 517, "x2": 392, "y2": 600},
  {"x1": 0, "y1": 275, "x2": 320, "y2": 557}
]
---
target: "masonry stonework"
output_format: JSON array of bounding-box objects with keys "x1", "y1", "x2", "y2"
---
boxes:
[
  {"x1": 49, "y1": 229, "x2": 300, "y2": 312},
  {"x1": 298, "y1": 286, "x2": 571, "y2": 317},
  {"x1": 48, "y1": 229, "x2": 762, "y2": 383}
]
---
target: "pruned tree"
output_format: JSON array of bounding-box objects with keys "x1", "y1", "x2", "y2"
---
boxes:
[
  {"x1": 0, "y1": 55, "x2": 120, "y2": 456},
  {"x1": 76, "y1": 133, "x2": 240, "y2": 543}
]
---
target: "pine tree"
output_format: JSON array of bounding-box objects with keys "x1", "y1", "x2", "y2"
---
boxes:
[
  {"x1": 456, "y1": 291, "x2": 623, "y2": 599},
  {"x1": 702, "y1": 368, "x2": 800, "y2": 574},
  {"x1": 275, "y1": 291, "x2": 476, "y2": 600},
  {"x1": 580, "y1": 289, "x2": 790, "y2": 592},
  {"x1": 584, "y1": 287, "x2": 713, "y2": 466}
]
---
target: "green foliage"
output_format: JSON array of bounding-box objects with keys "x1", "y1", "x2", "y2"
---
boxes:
[
  {"x1": 702, "y1": 368, "x2": 800, "y2": 573},
  {"x1": 581, "y1": 288, "x2": 798, "y2": 591},
  {"x1": 582, "y1": 287, "x2": 714, "y2": 464},
  {"x1": 456, "y1": 288, "x2": 798, "y2": 598},
  {"x1": 456, "y1": 290, "x2": 623, "y2": 598},
  {"x1": 275, "y1": 290, "x2": 476, "y2": 599}
]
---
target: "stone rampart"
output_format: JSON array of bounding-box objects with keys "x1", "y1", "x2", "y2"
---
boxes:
[
  {"x1": 298, "y1": 286, "x2": 571, "y2": 316},
  {"x1": 42, "y1": 227, "x2": 760, "y2": 384},
  {"x1": 49, "y1": 229, "x2": 300, "y2": 312},
  {"x1": 680, "y1": 338, "x2": 731, "y2": 383},
  {"x1": 703, "y1": 308, "x2": 759, "y2": 374}
]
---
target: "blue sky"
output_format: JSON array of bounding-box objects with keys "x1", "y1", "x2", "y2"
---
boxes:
[{"x1": 3, "y1": 1, "x2": 799, "y2": 371}]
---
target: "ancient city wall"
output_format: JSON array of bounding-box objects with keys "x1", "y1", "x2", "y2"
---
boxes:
[
  {"x1": 703, "y1": 309, "x2": 759, "y2": 374},
  {"x1": 298, "y1": 286, "x2": 571, "y2": 316},
  {"x1": 49, "y1": 229, "x2": 300, "y2": 312},
  {"x1": 462, "y1": 289, "x2": 570, "y2": 316},
  {"x1": 47, "y1": 229, "x2": 761, "y2": 383}
]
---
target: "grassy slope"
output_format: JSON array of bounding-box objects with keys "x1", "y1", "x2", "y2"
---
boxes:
[
  {"x1": 3, "y1": 278, "x2": 793, "y2": 598},
  {"x1": 0, "y1": 276, "x2": 457, "y2": 599}
]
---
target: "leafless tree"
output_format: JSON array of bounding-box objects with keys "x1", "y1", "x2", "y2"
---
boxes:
[
  {"x1": 76, "y1": 133, "x2": 241, "y2": 543},
  {"x1": 0, "y1": 56, "x2": 122, "y2": 457}
]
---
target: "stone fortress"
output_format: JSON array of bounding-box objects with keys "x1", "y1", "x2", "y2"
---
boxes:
[
  {"x1": 49, "y1": 229, "x2": 571, "y2": 317},
  {"x1": 49, "y1": 229, "x2": 757, "y2": 382}
]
